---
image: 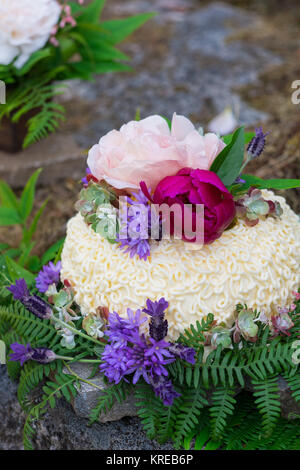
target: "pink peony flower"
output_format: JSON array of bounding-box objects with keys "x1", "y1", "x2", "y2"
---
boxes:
[
  {"x1": 87, "y1": 114, "x2": 225, "y2": 190},
  {"x1": 0, "y1": 0, "x2": 61, "y2": 68},
  {"x1": 142, "y1": 168, "x2": 236, "y2": 244}
]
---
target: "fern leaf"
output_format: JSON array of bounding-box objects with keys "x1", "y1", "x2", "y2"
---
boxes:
[
  {"x1": 252, "y1": 375, "x2": 281, "y2": 436},
  {"x1": 23, "y1": 372, "x2": 78, "y2": 450},
  {"x1": 134, "y1": 382, "x2": 165, "y2": 439},
  {"x1": 173, "y1": 386, "x2": 208, "y2": 449},
  {"x1": 210, "y1": 387, "x2": 236, "y2": 440}
]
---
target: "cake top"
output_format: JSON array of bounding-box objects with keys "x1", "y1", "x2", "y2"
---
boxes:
[{"x1": 74, "y1": 113, "x2": 300, "y2": 261}]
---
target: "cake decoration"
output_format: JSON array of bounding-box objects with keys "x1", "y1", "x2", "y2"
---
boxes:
[{"x1": 3, "y1": 113, "x2": 300, "y2": 449}]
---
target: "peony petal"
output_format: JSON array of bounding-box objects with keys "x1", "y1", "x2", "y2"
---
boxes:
[
  {"x1": 171, "y1": 112, "x2": 195, "y2": 141},
  {"x1": 154, "y1": 175, "x2": 192, "y2": 201},
  {"x1": 190, "y1": 169, "x2": 230, "y2": 194},
  {"x1": 0, "y1": 42, "x2": 18, "y2": 65},
  {"x1": 203, "y1": 133, "x2": 226, "y2": 167}
]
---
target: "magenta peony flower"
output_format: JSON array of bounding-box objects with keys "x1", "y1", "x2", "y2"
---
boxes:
[{"x1": 143, "y1": 168, "x2": 236, "y2": 244}]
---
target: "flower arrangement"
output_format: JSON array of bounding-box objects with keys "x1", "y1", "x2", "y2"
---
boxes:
[
  {"x1": 0, "y1": 113, "x2": 300, "y2": 450},
  {"x1": 76, "y1": 113, "x2": 300, "y2": 259},
  {"x1": 0, "y1": 0, "x2": 154, "y2": 149}
]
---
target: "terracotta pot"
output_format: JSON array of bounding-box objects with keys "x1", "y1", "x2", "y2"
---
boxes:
[{"x1": 0, "y1": 113, "x2": 30, "y2": 153}]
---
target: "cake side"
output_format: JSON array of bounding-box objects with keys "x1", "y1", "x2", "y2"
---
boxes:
[{"x1": 61, "y1": 190, "x2": 300, "y2": 341}]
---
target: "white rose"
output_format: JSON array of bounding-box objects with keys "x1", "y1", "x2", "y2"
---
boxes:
[{"x1": 0, "y1": 0, "x2": 61, "y2": 69}]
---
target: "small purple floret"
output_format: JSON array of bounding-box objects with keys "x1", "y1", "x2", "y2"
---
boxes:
[
  {"x1": 7, "y1": 278, "x2": 30, "y2": 301},
  {"x1": 152, "y1": 377, "x2": 181, "y2": 406},
  {"x1": 81, "y1": 167, "x2": 91, "y2": 186},
  {"x1": 9, "y1": 343, "x2": 33, "y2": 366},
  {"x1": 168, "y1": 343, "x2": 196, "y2": 364},
  {"x1": 143, "y1": 298, "x2": 169, "y2": 317},
  {"x1": 36, "y1": 261, "x2": 61, "y2": 293}
]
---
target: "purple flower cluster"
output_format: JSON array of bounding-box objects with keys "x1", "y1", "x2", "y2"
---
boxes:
[
  {"x1": 7, "y1": 278, "x2": 53, "y2": 319},
  {"x1": 100, "y1": 298, "x2": 195, "y2": 406},
  {"x1": 36, "y1": 261, "x2": 61, "y2": 293},
  {"x1": 9, "y1": 343, "x2": 57, "y2": 366},
  {"x1": 117, "y1": 188, "x2": 161, "y2": 261}
]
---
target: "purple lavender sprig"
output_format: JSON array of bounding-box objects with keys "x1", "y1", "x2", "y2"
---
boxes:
[
  {"x1": 36, "y1": 261, "x2": 61, "y2": 293},
  {"x1": 238, "y1": 127, "x2": 269, "y2": 177},
  {"x1": 247, "y1": 127, "x2": 268, "y2": 159},
  {"x1": 9, "y1": 343, "x2": 57, "y2": 366},
  {"x1": 7, "y1": 278, "x2": 53, "y2": 319}
]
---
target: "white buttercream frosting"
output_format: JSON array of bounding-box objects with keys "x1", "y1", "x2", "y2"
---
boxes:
[{"x1": 61, "y1": 191, "x2": 300, "y2": 341}]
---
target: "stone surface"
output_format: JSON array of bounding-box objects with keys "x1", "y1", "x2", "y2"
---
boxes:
[
  {"x1": 0, "y1": 134, "x2": 85, "y2": 188},
  {"x1": 0, "y1": 1, "x2": 281, "y2": 187},
  {"x1": 63, "y1": 362, "x2": 138, "y2": 423},
  {"x1": 0, "y1": 365, "x2": 172, "y2": 450}
]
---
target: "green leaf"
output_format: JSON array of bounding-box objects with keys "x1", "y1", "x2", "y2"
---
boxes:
[
  {"x1": 101, "y1": 13, "x2": 156, "y2": 45},
  {"x1": 24, "y1": 199, "x2": 48, "y2": 244},
  {"x1": 241, "y1": 174, "x2": 300, "y2": 191},
  {"x1": 41, "y1": 238, "x2": 65, "y2": 265},
  {"x1": 210, "y1": 127, "x2": 245, "y2": 186},
  {"x1": 75, "y1": 0, "x2": 106, "y2": 23},
  {"x1": 0, "y1": 207, "x2": 22, "y2": 225},
  {"x1": 161, "y1": 115, "x2": 172, "y2": 130},
  {"x1": 19, "y1": 169, "x2": 42, "y2": 222},
  {"x1": 15, "y1": 48, "x2": 53, "y2": 76},
  {"x1": 223, "y1": 131, "x2": 254, "y2": 146},
  {"x1": 0, "y1": 180, "x2": 19, "y2": 211},
  {"x1": 5, "y1": 256, "x2": 36, "y2": 285}
]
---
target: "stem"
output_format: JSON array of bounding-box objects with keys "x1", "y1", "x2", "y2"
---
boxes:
[
  {"x1": 77, "y1": 359, "x2": 102, "y2": 363},
  {"x1": 56, "y1": 355, "x2": 75, "y2": 361},
  {"x1": 51, "y1": 315, "x2": 100, "y2": 345},
  {"x1": 239, "y1": 154, "x2": 251, "y2": 175},
  {"x1": 63, "y1": 362, "x2": 104, "y2": 391}
]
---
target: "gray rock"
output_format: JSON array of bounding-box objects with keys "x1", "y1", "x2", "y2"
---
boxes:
[
  {"x1": 63, "y1": 362, "x2": 138, "y2": 423},
  {"x1": 0, "y1": 365, "x2": 172, "y2": 450},
  {"x1": 0, "y1": 2, "x2": 282, "y2": 187}
]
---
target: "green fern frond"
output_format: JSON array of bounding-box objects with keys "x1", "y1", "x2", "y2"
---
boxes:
[
  {"x1": 17, "y1": 362, "x2": 57, "y2": 411},
  {"x1": 173, "y1": 386, "x2": 208, "y2": 449},
  {"x1": 157, "y1": 393, "x2": 182, "y2": 444},
  {"x1": 23, "y1": 102, "x2": 65, "y2": 148},
  {"x1": 23, "y1": 372, "x2": 78, "y2": 450},
  {"x1": 134, "y1": 382, "x2": 165, "y2": 439},
  {"x1": 209, "y1": 387, "x2": 236, "y2": 440},
  {"x1": 252, "y1": 375, "x2": 281, "y2": 436},
  {"x1": 0, "y1": 302, "x2": 58, "y2": 347},
  {"x1": 283, "y1": 370, "x2": 300, "y2": 405},
  {"x1": 178, "y1": 315, "x2": 214, "y2": 352}
]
